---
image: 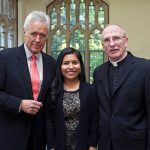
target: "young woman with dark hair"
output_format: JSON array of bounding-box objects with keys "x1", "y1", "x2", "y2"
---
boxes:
[{"x1": 45, "y1": 47, "x2": 99, "y2": 150}]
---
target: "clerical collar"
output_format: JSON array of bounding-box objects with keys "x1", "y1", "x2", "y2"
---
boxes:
[{"x1": 109, "y1": 51, "x2": 128, "y2": 67}]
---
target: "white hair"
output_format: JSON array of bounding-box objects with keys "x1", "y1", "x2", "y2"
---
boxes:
[{"x1": 23, "y1": 11, "x2": 50, "y2": 32}]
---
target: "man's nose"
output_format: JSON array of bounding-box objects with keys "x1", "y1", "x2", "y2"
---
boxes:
[
  {"x1": 34, "y1": 34, "x2": 41, "y2": 41},
  {"x1": 109, "y1": 38, "x2": 115, "y2": 46}
]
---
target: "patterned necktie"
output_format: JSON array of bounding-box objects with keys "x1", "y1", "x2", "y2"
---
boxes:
[{"x1": 30, "y1": 55, "x2": 40, "y2": 100}]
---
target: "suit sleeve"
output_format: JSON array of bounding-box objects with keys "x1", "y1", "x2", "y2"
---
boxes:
[
  {"x1": 88, "y1": 85, "x2": 99, "y2": 147},
  {"x1": 145, "y1": 64, "x2": 150, "y2": 150},
  {"x1": 0, "y1": 52, "x2": 21, "y2": 114},
  {"x1": 45, "y1": 95, "x2": 56, "y2": 149}
]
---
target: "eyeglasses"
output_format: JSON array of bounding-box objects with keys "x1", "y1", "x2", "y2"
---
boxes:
[
  {"x1": 103, "y1": 35, "x2": 126, "y2": 45},
  {"x1": 29, "y1": 32, "x2": 48, "y2": 40}
]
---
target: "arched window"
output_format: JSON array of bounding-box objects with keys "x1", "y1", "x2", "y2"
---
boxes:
[
  {"x1": 0, "y1": 0, "x2": 17, "y2": 50},
  {"x1": 47, "y1": 0, "x2": 109, "y2": 82}
]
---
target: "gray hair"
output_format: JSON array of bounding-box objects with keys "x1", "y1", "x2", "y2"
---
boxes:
[
  {"x1": 102, "y1": 24, "x2": 127, "y2": 39},
  {"x1": 23, "y1": 11, "x2": 50, "y2": 32}
]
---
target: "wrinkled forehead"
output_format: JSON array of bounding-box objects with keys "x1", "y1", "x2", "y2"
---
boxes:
[{"x1": 102, "y1": 25, "x2": 125, "y2": 39}]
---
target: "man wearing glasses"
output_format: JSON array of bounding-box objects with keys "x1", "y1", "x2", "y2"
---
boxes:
[
  {"x1": 0, "y1": 11, "x2": 56, "y2": 150},
  {"x1": 93, "y1": 24, "x2": 150, "y2": 150}
]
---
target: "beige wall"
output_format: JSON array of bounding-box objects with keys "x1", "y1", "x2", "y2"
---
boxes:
[
  {"x1": 18, "y1": 0, "x2": 150, "y2": 59},
  {"x1": 108, "y1": 0, "x2": 150, "y2": 59}
]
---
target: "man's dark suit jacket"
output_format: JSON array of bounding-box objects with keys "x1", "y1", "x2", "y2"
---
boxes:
[
  {"x1": 0, "y1": 44, "x2": 56, "y2": 150},
  {"x1": 93, "y1": 52, "x2": 150, "y2": 150},
  {"x1": 46, "y1": 82, "x2": 99, "y2": 150}
]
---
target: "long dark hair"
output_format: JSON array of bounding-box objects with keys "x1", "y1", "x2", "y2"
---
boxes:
[{"x1": 49, "y1": 47, "x2": 86, "y2": 109}]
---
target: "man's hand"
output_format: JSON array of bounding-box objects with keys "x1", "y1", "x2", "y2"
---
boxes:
[
  {"x1": 89, "y1": 147, "x2": 96, "y2": 150},
  {"x1": 20, "y1": 100, "x2": 43, "y2": 115}
]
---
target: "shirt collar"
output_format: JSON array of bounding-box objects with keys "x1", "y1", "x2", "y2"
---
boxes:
[
  {"x1": 24, "y1": 44, "x2": 41, "y2": 60},
  {"x1": 109, "y1": 51, "x2": 128, "y2": 67}
]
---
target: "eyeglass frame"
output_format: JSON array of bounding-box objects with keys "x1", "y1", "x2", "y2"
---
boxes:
[
  {"x1": 102, "y1": 35, "x2": 126, "y2": 46},
  {"x1": 29, "y1": 31, "x2": 48, "y2": 40}
]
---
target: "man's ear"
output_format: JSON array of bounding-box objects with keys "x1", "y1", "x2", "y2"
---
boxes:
[
  {"x1": 124, "y1": 37, "x2": 128, "y2": 48},
  {"x1": 23, "y1": 28, "x2": 26, "y2": 35}
]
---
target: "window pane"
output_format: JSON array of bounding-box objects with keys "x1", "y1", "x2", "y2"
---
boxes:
[
  {"x1": 60, "y1": 2, "x2": 67, "y2": 29},
  {"x1": 98, "y1": 7, "x2": 105, "y2": 28},
  {"x1": 0, "y1": 0, "x2": 17, "y2": 49},
  {"x1": 90, "y1": 50, "x2": 104, "y2": 83},
  {"x1": 70, "y1": 0, "x2": 76, "y2": 29},
  {"x1": 50, "y1": 8, "x2": 57, "y2": 30},
  {"x1": 47, "y1": 0, "x2": 108, "y2": 82},
  {"x1": 79, "y1": 0, "x2": 85, "y2": 29},
  {"x1": 51, "y1": 30, "x2": 66, "y2": 59},
  {"x1": 70, "y1": 30, "x2": 85, "y2": 50},
  {"x1": 89, "y1": 1, "x2": 95, "y2": 29}
]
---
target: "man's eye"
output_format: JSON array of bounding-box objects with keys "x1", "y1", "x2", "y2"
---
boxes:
[
  {"x1": 30, "y1": 32, "x2": 37, "y2": 36},
  {"x1": 104, "y1": 38, "x2": 109, "y2": 42},
  {"x1": 113, "y1": 36, "x2": 121, "y2": 40},
  {"x1": 41, "y1": 34, "x2": 47, "y2": 38}
]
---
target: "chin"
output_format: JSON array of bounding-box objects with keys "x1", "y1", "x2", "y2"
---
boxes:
[
  {"x1": 66, "y1": 77, "x2": 78, "y2": 81},
  {"x1": 110, "y1": 54, "x2": 121, "y2": 60},
  {"x1": 31, "y1": 49, "x2": 41, "y2": 54}
]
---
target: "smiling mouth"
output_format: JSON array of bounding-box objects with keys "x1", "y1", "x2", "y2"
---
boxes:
[{"x1": 67, "y1": 71, "x2": 76, "y2": 75}]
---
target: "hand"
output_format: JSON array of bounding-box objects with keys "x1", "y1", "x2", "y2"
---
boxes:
[
  {"x1": 20, "y1": 99, "x2": 43, "y2": 115},
  {"x1": 89, "y1": 147, "x2": 96, "y2": 150}
]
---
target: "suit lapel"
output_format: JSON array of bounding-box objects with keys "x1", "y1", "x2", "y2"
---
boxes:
[
  {"x1": 16, "y1": 46, "x2": 33, "y2": 98},
  {"x1": 101, "y1": 62, "x2": 110, "y2": 99},
  {"x1": 38, "y1": 53, "x2": 50, "y2": 101}
]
